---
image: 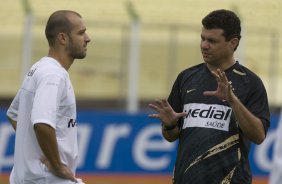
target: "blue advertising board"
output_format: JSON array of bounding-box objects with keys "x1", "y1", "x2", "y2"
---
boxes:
[{"x1": 0, "y1": 108, "x2": 280, "y2": 177}]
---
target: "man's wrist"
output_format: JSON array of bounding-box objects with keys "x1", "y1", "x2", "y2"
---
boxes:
[
  {"x1": 162, "y1": 123, "x2": 178, "y2": 131},
  {"x1": 228, "y1": 94, "x2": 239, "y2": 105}
]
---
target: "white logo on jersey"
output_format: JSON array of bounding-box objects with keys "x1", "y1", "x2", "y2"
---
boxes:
[
  {"x1": 186, "y1": 89, "x2": 196, "y2": 93},
  {"x1": 183, "y1": 103, "x2": 232, "y2": 131}
]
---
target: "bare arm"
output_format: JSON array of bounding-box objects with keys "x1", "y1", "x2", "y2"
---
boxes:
[
  {"x1": 204, "y1": 69, "x2": 265, "y2": 144},
  {"x1": 149, "y1": 99, "x2": 187, "y2": 142},
  {"x1": 228, "y1": 96, "x2": 265, "y2": 144},
  {"x1": 34, "y1": 123, "x2": 77, "y2": 182}
]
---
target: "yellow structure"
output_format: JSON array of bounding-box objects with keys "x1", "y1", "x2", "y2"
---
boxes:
[{"x1": 0, "y1": 0, "x2": 281, "y2": 106}]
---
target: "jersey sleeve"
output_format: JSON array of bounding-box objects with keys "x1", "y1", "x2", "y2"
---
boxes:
[
  {"x1": 168, "y1": 73, "x2": 183, "y2": 113},
  {"x1": 168, "y1": 72, "x2": 186, "y2": 130},
  {"x1": 31, "y1": 74, "x2": 65, "y2": 129},
  {"x1": 6, "y1": 89, "x2": 21, "y2": 121},
  {"x1": 246, "y1": 77, "x2": 270, "y2": 133}
]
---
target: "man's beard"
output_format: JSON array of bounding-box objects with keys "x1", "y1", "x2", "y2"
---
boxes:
[
  {"x1": 71, "y1": 50, "x2": 86, "y2": 59},
  {"x1": 67, "y1": 37, "x2": 87, "y2": 59}
]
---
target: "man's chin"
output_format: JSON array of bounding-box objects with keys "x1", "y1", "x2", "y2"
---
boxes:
[
  {"x1": 203, "y1": 58, "x2": 211, "y2": 63},
  {"x1": 75, "y1": 53, "x2": 87, "y2": 60}
]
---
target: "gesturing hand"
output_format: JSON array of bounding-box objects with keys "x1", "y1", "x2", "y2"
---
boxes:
[
  {"x1": 148, "y1": 99, "x2": 187, "y2": 128},
  {"x1": 203, "y1": 69, "x2": 237, "y2": 102}
]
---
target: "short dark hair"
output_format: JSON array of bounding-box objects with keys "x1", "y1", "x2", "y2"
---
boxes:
[
  {"x1": 202, "y1": 9, "x2": 241, "y2": 41},
  {"x1": 45, "y1": 10, "x2": 81, "y2": 46}
]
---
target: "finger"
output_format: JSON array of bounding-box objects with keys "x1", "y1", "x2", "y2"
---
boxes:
[
  {"x1": 148, "y1": 114, "x2": 160, "y2": 118},
  {"x1": 61, "y1": 165, "x2": 77, "y2": 182},
  {"x1": 177, "y1": 112, "x2": 188, "y2": 118},
  {"x1": 217, "y1": 69, "x2": 224, "y2": 78},
  {"x1": 155, "y1": 99, "x2": 165, "y2": 107},
  {"x1": 228, "y1": 82, "x2": 235, "y2": 92},
  {"x1": 76, "y1": 178, "x2": 85, "y2": 184},
  {"x1": 161, "y1": 99, "x2": 169, "y2": 107},
  {"x1": 203, "y1": 91, "x2": 217, "y2": 96},
  {"x1": 218, "y1": 70, "x2": 227, "y2": 84},
  {"x1": 210, "y1": 71, "x2": 220, "y2": 82},
  {"x1": 70, "y1": 176, "x2": 78, "y2": 183},
  {"x1": 148, "y1": 104, "x2": 160, "y2": 112},
  {"x1": 220, "y1": 71, "x2": 232, "y2": 90},
  {"x1": 221, "y1": 71, "x2": 229, "y2": 84}
]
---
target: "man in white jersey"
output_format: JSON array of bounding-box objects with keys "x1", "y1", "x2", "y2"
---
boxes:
[{"x1": 6, "y1": 10, "x2": 91, "y2": 184}]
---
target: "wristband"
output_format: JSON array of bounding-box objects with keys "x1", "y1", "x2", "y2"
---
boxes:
[{"x1": 163, "y1": 123, "x2": 178, "y2": 131}]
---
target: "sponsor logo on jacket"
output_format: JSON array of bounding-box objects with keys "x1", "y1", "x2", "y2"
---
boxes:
[{"x1": 183, "y1": 103, "x2": 232, "y2": 131}]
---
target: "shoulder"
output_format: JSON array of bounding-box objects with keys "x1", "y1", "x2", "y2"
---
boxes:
[
  {"x1": 178, "y1": 63, "x2": 205, "y2": 77},
  {"x1": 232, "y1": 62, "x2": 263, "y2": 84},
  {"x1": 231, "y1": 62, "x2": 267, "y2": 97},
  {"x1": 32, "y1": 57, "x2": 68, "y2": 80},
  {"x1": 176, "y1": 63, "x2": 206, "y2": 82}
]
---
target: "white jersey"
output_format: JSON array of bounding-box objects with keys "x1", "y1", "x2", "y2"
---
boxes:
[{"x1": 7, "y1": 57, "x2": 78, "y2": 184}]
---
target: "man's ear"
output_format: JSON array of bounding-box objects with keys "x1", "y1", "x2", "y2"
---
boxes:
[
  {"x1": 57, "y1": 33, "x2": 68, "y2": 45},
  {"x1": 230, "y1": 37, "x2": 239, "y2": 50}
]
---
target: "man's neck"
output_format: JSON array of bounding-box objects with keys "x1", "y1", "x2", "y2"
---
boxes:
[
  {"x1": 48, "y1": 51, "x2": 73, "y2": 71},
  {"x1": 206, "y1": 59, "x2": 236, "y2": 72}
]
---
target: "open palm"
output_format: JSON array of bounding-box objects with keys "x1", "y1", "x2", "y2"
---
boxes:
[
  {"x1": 203, "y1": 69, "x2": 235, "y2": 102},
  {"x1": 148, "y1": 99, "x2": 187, "y2": 127}
]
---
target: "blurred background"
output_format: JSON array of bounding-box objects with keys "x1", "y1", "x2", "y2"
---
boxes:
[{"x1": 0, "y1": 0, "x2": 281, "y2": 183}]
